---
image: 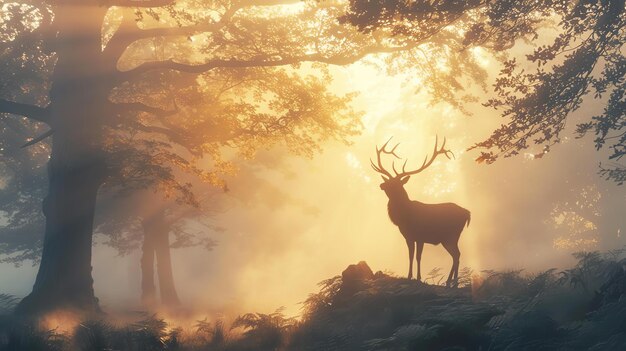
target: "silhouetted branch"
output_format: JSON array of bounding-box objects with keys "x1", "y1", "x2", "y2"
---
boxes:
[
  {"x1": 104, "y1": 5, "x2": 237, "y2": 63},
  {"x1": 21, "y1": 129, "x2": 53, "y2": 148},
  {"x1": 0, "y1": 99, "x2": 50, "y2": 124},
  {"x1": 113, "y1": 102, "x2": 178, "y2": 117},
  {"x1": 118, "y1": 44, "x2": 416, "y2": 82},
  {"x1": 599, "y1": 163, "x2": 626, "y2": 185},
  {"x1": 130, "y1": 23, "x2": 220, "y2": 39}
]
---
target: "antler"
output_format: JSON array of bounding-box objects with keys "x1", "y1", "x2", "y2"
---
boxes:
[
  {"x1": 370, "y1": 137, "x2": 401, "y2": 179},
  {"x1": 394, "y1": 135, "x2": 455, "y2": 178}
]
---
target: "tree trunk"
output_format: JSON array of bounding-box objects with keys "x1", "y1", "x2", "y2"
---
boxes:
[
  {"x1": 16, "y1": 152, "x2": 105, "y2": 315},
  {"x1": 141, "y1": 209, "x2": 181, "y2": 308},
  {"x1": 15, "y1": 4, "x2": 110, "y2": 316},
  {"x1": 140, "y1": 226, "x2": 157, "y2": 306},
  {"x1": 155, "y1": 222, "x2": 180, "y2": 307}
]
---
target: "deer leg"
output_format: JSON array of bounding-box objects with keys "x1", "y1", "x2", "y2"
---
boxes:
[
  {"x1": 416, "y1": 242, "x2": 424, "y2": 282},
  {"x1": 406, "y1": 240, "x2": 415, "y2": 279},
  {"x1": 443, "y1": 242, "x2": 460, "y2": 288},
  {"x1": 453, "y1": 249, "x2": 461, "y2": 287}
]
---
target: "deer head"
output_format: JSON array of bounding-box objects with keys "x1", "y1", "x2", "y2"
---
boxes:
[{"x1": 370, "y1": 136, "x2": 455, "y2": 199}]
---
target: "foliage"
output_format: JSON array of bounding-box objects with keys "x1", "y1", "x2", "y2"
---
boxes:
[
  {"x1": 301, "y1": 276, "x2": 343, "y2": 320},
  {"x1": 0, "y1": 321, "x2": 66, "y2": 351},
  {"x1": 0, "y1": 0, "x2": 359, "y2": 272},
  {"x1": 471, "y1": 0, "x2": 625, "y2": 181},
  {"x1": 0, "y1": 1, "x2": 50, "y2": 265},
  {"x1": 193, "y1": 317, "x2": 227, "y2": 347},
  {"x1": 2, "y1": 251, "x2": 626, "y2": 350},
  {"x1": 559, "y1": 250, "x2": 626, "y2": 293},
  {"x1": 342, "y1": 0, "x2": 626, "y2": 183},
  {"x1": 229, "y1": 308, "x2": 297, "y2": 351},
  {"x1": 72, "y1": 320, "x2": 113, "y2": 351}
]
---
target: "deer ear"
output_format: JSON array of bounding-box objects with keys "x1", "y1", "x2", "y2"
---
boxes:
[
  {"x1": 381, "y1": 175, "x2": 389, "y2": 182},
  {"x1": 401, "y1": 176, "x2": 410, "y2": 184}
]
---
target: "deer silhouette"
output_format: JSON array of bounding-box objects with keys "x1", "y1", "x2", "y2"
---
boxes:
[{"x1": 371, "y1": 136, "x2": 470, "y2": 287}]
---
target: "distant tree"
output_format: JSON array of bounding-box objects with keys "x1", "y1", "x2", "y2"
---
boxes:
[
  {"x1": 1, "y1": 0, "x2": 495, "y2": 316},
  {"x1": 0, "y1": 130, "x2": 46, "y2": 266},
  {"x1": 0, "y1": 158, "x2": 220, "y2": 309},
  {"x1": 0, "y1": 5, "x2": 50, "y2": 265},
  {"x1": 341, "y1": 0, "x2": 625, "y2": 184},
  {"x1": 547, "y1": 184, "x2": 602, "y2": 251},
  {"x1": 95, "y1": 188, "x2": 221, "y2": 308}
]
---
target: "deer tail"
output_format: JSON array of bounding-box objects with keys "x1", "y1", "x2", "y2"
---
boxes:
[{"x1": 465, "y1": 211, "x2": 471, "y2": 228}]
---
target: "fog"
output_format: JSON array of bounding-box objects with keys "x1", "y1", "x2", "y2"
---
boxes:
[{"x1": 1, "y1": 60, "x2": 624, "y2": 318}]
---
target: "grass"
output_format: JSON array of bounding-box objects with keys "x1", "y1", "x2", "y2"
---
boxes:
[{"x1": 1, "y1": 249, "x2": 626, "y2": 350}]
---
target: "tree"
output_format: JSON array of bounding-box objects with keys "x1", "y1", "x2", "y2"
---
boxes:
[
  {"x1": 0, "y1": 0, "x2": 355, "y2": 316},
  {"x1": 95, "y1": 188, "x2": 221, "y2": 308},
  {"x1": 0, "y1": 129, "x2": 47, "y2": 267},
  {"x1": 0, "y1": 1, "x2": 51, "y2": 266},
  {"x1": 0, "y1": 173, "x2": 220, "y2": 309},
  {"x1": 341, "y1": 0, "x2": 625, "y2": 184}
]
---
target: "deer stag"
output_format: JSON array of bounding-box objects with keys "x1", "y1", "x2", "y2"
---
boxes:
[{"x1": 371, "y1": 136, "x2": 470, "y2": 287}]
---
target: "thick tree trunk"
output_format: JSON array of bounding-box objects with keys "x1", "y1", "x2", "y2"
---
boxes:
[
  {"x1": 155, "y1": 221, "x2": 180, "y2": 307},
  {"x1": 16, "y1": 152, "x2": 105, "y2": 315},
  {"x1": 15, "y1": 4, "x2": 110, "y2": 316},
  {"x1": 140, "y1": 227, "x2": 157, "y2": 306},
  {"x1": 141, "y1": 210, "x2": 181, "y2": 308}
]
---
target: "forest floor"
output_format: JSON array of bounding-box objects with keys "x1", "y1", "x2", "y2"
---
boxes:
[{"x1": 1, "y1": 250, "x2": 626, "y2": 350}]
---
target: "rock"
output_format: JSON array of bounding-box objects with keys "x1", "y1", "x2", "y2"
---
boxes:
[
  {"x1": 336, "y1": 262, "x2": 375, "y2": 300},
  {"x1": 342, "y1": 261, "x2": 374, "y2": 283}
]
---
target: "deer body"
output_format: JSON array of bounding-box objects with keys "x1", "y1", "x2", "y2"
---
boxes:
[
  {"x1": 371, "y1": 136, "x2": 470, "y2": 287},
  {"x1": 387, "y1": 199, "x2": 470, "y2": 245}
]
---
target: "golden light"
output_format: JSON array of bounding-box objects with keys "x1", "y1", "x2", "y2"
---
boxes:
[{"x1": 39, "y1": 310, "x2": 82, "y2": 335}]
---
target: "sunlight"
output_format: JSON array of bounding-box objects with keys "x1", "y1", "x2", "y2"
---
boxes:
[
  {"x1": 0, "y1": 2, "x2": 44, "y2": 41},
  {"x1": 470, "y1": 47, "x2": 491, "y2": 67},
  {"x1": 345, "y1": 152, "x2": 372, "y2": 183},
  {"x1": 39, "y1": 311, "x2": 82, "y2": 335},
  {"x1": 244, "y1": 1, "x2": 306, "y2": 18},
  {"x1": 548, "y1": 185, "x2": 601, "y2": 251}
]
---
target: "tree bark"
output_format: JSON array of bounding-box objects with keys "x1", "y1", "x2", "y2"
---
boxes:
[
  {"x1": 155, "y1": 221, "x2": 180, "y2": 307},
  {"x1": 15, "y1": 4, "x2": 110, "y2": 316},
  {"x1": 141, "y1": 209, "x2": 181, "y2": 308},
  {"x1": 140, "y1": 225, "x2": 157, "y2": 306}
]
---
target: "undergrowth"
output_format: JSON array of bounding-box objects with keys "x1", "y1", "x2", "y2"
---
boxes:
[{"x1": 1, "y1": 249, "x2": 625, "y2": 351}]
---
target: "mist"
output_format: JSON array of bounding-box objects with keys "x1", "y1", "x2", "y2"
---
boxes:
[{"x1": 3, "y1": 59, "x2": 622, "y2": 319}]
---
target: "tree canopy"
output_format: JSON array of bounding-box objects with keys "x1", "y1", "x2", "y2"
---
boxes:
[{"x1": 342, "y1": 0, "x2": 625, "y2": 184}]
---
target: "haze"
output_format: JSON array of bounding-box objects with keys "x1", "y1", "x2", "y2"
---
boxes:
[{"x1": 2, "y1": 57, "x2": 623, "y2": 318}]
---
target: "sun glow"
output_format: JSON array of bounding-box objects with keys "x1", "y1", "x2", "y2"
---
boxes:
[{"x1": 39, "y1": 311, "x2": 82, "y2": 334}]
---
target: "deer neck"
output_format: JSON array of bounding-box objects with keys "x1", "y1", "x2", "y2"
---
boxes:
[
  {"x1": 385, "y1": 187, "x2": 410, "y2": 203},
  {"x1": 386, "y1": 188, "x2": 412, "y2": 225}
]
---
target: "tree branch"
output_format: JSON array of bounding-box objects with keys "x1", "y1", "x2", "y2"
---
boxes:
[
  {"x1": 0, "y1": 99, "x2": 50, "y2": 124},
  {"x1": 22, "y1": 129, "x2": 53, "y2": 148},
  {"x1": 109, "y1": 103, "x2": 187, "y2": 145},
  {"x1": 104, "y1": 5, "x2": 237, "y2": 63},
  {"x1": 113, "y1": 101, "x2": 178, "y2": 117},
  {"x1": 137, "y1": 24, "x2": 210, "y2": 39},
  {"x1": 118, "y1": 44, "x2": 415, "y2": 82}
]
